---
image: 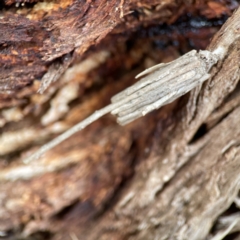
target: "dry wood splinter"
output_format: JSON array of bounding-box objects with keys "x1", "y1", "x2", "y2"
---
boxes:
[{"x1": 24, "y1": 49, "x2": 221, "y2": 164}]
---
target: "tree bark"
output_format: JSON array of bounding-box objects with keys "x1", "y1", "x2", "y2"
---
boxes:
[{"x1": 1, "y1": 1, "x2": 240, "y2": 240}]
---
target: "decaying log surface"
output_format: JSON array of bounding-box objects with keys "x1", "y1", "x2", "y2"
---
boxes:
[{"x1": 1, "y1": 1, "x2": 240, "y2": 240}]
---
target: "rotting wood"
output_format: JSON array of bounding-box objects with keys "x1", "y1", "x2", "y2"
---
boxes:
[
  {"x1": 0, "y1": 0, "x2": 235, "y2": 101},
  {"x1": 1, "y1": 1, "x2": 240, "y2": 240}
]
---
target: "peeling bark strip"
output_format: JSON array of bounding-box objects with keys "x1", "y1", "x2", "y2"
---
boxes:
[
  {"x1": 24, "y1": 5, "x2": 240, "y2": 164},
  {"x1": 0, "y1": 0, "x2": 234, "y2": 98},
  {"x1": 0, "y1": 0, "x2": 121, "y2": 92}
]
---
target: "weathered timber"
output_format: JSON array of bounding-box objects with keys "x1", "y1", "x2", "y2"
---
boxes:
[{"x1": 0, "y1": 1, "x2": 240, "y2": 240}]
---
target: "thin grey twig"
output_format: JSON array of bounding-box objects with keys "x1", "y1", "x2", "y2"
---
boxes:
[
  {"x1": 24, "y1": 50, "x2": 220, "y2": 163},
  {"x1": 24, "y1": 103, "x2": 116, "y2": 163}
]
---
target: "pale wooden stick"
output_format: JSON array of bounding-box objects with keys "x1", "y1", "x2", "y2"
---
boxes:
[
  {"x1": 24, "y1": 50, "x2": 219, "y2": 163},
  {"x1": 24, "y1": 103, "x2": 116, "y2": 163}
]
